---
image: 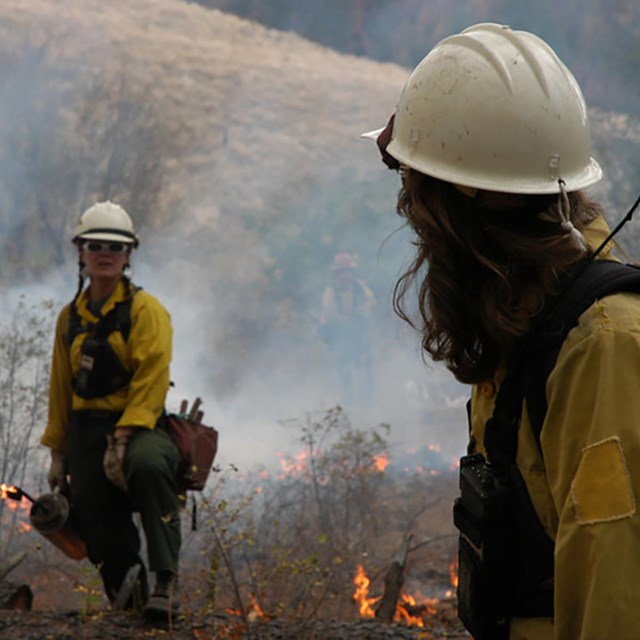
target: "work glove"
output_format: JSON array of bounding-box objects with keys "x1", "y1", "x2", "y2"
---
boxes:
[
  {"x1": 47, "y1": 450, "x2": 68, "y2": 491},
  {"x1": 103, "y1": 433, "x2": 130, "y2": 492}
]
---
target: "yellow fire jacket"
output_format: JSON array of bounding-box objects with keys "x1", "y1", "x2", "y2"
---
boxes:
[
  {"x1": 321, "y1": 278, "x2": 376, "y2": 321},
  {"x1": 41, "y1": 279, "x2": 172, "y2": 453},
  {"x1": 470, "y1": 217, "x2": 640, "y2": 640}
]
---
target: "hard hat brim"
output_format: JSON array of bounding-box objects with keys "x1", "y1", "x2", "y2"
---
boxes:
[
  {"x1": 75, "y1": 231, "x2": 137, "y2": 244},
  {"x1": 360, "y1": 128, "x2": 384, "y2": 142},
  {"x1": 363, "y1": 23, "x2": 604, "y2": 195}
]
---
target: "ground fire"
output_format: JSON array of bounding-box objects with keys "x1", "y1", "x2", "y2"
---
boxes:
[
  {"x1": 0, "y1": 429, "x2": 463, "y2": 637},
  {"x1": 352, "y1": 562, "x2": 455, "y2": 628}
]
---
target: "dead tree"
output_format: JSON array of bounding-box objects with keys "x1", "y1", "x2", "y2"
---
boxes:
[{"x1": 374, "y1": 534, "x2": 412, "y2": 623}]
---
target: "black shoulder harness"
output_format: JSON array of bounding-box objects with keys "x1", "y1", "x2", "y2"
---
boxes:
[
  {"x1": 67, "y1": 286, "x2": 141, "y2": 399},
  {"x1": 524, "y1": 259, "x2": 640, "y2": 443},
  {"x1": 484, "y1": 259, "x2": 640, "y2": 617},
  {"x1": 67, "y1": 286, "x2": 140, "y2": 347}
]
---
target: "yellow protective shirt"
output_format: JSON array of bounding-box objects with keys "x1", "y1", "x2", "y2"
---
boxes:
[
  {"x1": 321, "y1": 278, "x2": 376, "y2": 321},
  {"x1": 471, "y1": 272, "x2": 640, "y2": 636},
  {"x1": 41, "y1": 280, "x2": 172, "y2": 452}
]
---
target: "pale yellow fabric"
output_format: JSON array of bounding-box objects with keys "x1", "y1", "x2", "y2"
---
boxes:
[
  {"x1": 41, "y1": 280, "x2": 172, "y2": 452},
  {"x1": 470, "y1": 216, "x2": 640, "y2": 639},
  {"x1": 570, "y1": 436, "x2": 634, "y2": 524}
]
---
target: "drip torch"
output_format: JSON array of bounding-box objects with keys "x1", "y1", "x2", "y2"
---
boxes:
[{"x1": 1, "y1": 483, "x2": 87, "y2": 560}]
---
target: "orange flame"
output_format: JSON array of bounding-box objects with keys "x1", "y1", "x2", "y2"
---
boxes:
[
  {"x1": 396, "y1": 593, "x2": 423, "y2": 626},
  {"x1": 372, "y1": 454, "x2": 389, "y2": 472},
  {"x1": 353, "y1": 564, "x2": 380, "y2": 617},
  {"x1": 449, "y1": 556, "x2": 459, "y2": 590},
  {"x1": 277, "y1": 450, "x2": 309, "y2": 478},
  {"x1": 353, "y1": 564, "x2": 449, "y2": 627},
  {"x1": 395, "y1": 593, "x2": 433, "y2": 627},
  {"x1": 225, "y1": 593, "x2": 269, "y2": 623},
  {"x1": 247, "y1": 592, "x2": 269, "y2": 621},
  {"x1": 1, "y1": 484, "x2": 33, "y2": 532},
  {"x1": 1, "y1": 483, "x2": 20, "y2": 500}
]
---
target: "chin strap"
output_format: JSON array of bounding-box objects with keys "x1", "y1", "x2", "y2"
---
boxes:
[{"x1": 557, "y1": 179, "x2": 588, "y2": 251}]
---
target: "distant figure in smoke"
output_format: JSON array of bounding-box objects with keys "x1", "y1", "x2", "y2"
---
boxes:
[
  {"x1": 319, "y1": 252, "x2": 376, "y2": 406},
  {"x1": 363, "y1": 22, "x2": 640, "y2": 640},
  {"x1": 40, "y1": 202, "x2": 181, "y2": 622}
]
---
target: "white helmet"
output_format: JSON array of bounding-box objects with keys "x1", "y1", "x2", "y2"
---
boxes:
[
  {"x1": 73, "y1": 201, "x2": 139, "y2": 246},
  {"x1": 364, "y1": 23, "x2": 602, "y2": 194}
]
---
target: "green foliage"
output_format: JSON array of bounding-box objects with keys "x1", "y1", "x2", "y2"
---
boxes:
[{"x1": 74, "y1": 563, "x2": 105, "y2": 620}]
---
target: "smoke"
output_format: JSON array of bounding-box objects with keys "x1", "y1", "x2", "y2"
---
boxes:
[
  {"x1": 134, "y1": 199, "x2": 469, "y2": 472},
  {"x1": 0, "y1": 0, "x2": 472, "y2": 475},
  {"x1": 4, "y1": 0, "x2": 639, "y2": 479}
]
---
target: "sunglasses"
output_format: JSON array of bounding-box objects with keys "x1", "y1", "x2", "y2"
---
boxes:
[{"x1": 83, "y1": 241, "x2": 130, "y2": 254}]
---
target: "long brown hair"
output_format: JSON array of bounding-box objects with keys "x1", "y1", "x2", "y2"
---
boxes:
[{"x1": 393, "y1": 170, "x2": 603, "y2": 383}]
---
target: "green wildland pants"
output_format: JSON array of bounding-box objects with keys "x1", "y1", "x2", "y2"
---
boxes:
[{"x1": 66, "y1": 411, "x2": 181, "y2": 602}]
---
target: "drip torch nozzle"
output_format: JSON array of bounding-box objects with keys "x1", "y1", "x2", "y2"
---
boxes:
[
  {"x1": 2, "y1": 481, "x2": 87, "y2": 560},
  {"x1": 0, "y1": 483, "x2": 36, "y2": 504}
]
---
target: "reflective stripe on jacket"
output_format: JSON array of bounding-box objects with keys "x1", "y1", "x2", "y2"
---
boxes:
[{"x1": 41, "y1": 279, "x2": 172, "y2": 452}]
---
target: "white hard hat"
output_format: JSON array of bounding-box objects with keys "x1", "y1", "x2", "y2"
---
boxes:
[
  {"x1": 73, "y1": 201, "x2": 139, "y2": 246},
  {"x1": 363, "y1": 23, "x2": 602, "y2": 194},
  {"x1": 331, "y1": 252, "x2": 358, "y2": 271}
]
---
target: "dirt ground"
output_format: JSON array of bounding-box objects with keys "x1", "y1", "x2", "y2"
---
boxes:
[
  {"x1": 0, "y1": 600, "x2": 470, "y2": 639},
  {"x1": 2, "y1": 455, "x2": 470, "y2": 639},
  {"x1": 1, "y1": 478, "x2": 471, "y2": 639}
]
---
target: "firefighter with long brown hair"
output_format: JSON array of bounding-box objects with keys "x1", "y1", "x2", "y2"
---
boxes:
[
  {"x1": 40, "y1": 202, "x2": 181, "y2": 621},
  {"x1": 364, "y1": 23, "x2": 640, "y2": 640}
]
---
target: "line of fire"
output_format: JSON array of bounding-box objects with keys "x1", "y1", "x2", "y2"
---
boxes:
[{"x1": 1, "y1": 414, "x2": 463, "y2": 637}]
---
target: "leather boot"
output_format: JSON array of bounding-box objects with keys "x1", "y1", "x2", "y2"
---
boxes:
[{"x1": 143, "y1": 571, "x2": 178, "y2": 622}]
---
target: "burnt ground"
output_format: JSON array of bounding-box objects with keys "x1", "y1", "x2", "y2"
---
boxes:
[
  {"x1": 0, "y1": 599, "x2": 470, "y2": 639},
  {"x1": 2, "y1": 461, "x2": 471, "y2": 639}
]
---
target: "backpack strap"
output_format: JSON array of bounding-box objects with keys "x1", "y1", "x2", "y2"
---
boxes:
[
  {"x1": 524, "y1": 260, "x2": 640, "y2": 445},
  {"x1": 67, "y1": 285, "x2": 140, "y2": 347},
  {"x1": 481, "y1": 259, "x2": 640, "y2": 618},
  {"x1": 67, "y1": 304, "x2": 82, "y2": 348},
  {"x1": 95, "y1": 298, "x2": 135, "y2": 342},
  {"x1": 486, "y1": 259, "x2": 640, "y2": 462}
]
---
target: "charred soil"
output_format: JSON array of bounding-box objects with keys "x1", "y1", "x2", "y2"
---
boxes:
[{"x1": 0, "y1": 603, "x2": 469, "y2": 639}]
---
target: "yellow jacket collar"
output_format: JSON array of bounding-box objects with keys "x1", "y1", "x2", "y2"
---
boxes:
[
  {"x1": 584, "y1": 215, "x2": 614, "y2": 257},
  {"x1": 76, "y1": 279, "x2": 129, "y2": 321}
]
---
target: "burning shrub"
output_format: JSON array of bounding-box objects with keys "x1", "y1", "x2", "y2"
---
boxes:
[{"x1": 178, "y1": 407, "x2": 459, "y2": 630}]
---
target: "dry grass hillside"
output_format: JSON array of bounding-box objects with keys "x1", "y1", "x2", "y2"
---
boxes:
[
  {"x1": 1, "y1": 0, "x2": 637, "y2": 264},
  {"x1": 0, "y1": 0, "x2": 638, "y2": 417},
  {"x1": 1, "y1": 0, "x2": 639, "y2": 282},
  {"x1": 0, "y1": 0, "x2": 417, "y2": 407},
  {"x1": 0, "y1": 4, "x2": 638, "y2": 637},
  {"x1": 0, "y1": 0, "x2": 638, "y2": 459},
  {"x1": 0, "y1": 0, "x2": 405, "y2": 233}
]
